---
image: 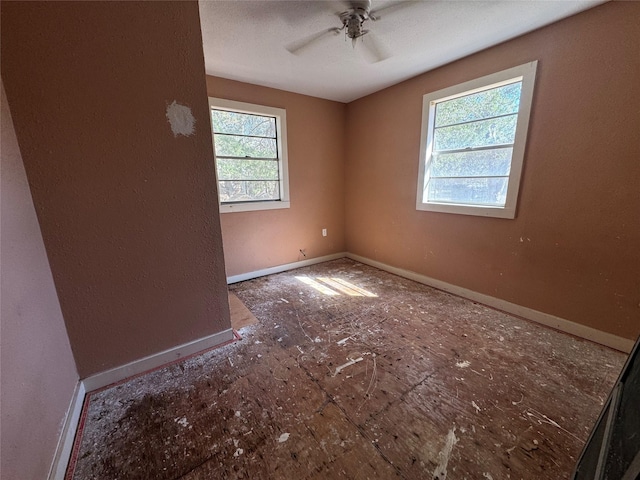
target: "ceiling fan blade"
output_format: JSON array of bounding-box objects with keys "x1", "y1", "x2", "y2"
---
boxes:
[
  {"x1": 369, "y1": 0, "x2": 416, "y2": 21},
  {"x1": 359, "y1": 31, "x2": 391, "y2": 63},
  {"x1": 285, "y1": 28, "x2": 342, "y2": 55}
]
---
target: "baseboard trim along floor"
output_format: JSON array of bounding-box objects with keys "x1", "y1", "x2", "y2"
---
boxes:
[
  {"x1": 82, "y1": 328, "x2": 235, "y2": 392},
  {"x1": 48, "y1": 382, "x2": 86, "y2": 480},
  {"x1": 64, "y1": 258, "x2": 628, "y2": 478},
  {"x1": 347, "y1": 253, "x2": 634, "y2": 354},
  {"x1": 52, "y1": 328, "x2": 237, "y2": 479},
  {"x1": 51, "y1": 255, "x2": 633, "y2": 478},
  {"x1": 227, "y1": 252, "x2": 347, "y2": 284}
]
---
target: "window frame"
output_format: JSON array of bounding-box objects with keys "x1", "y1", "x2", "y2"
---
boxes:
[
  {"x1": 209, "y1": 97, "x2": 290, "y2": 213},
  {"x1": 416, "y1": 61, "x2": 537, "y2": 219}
]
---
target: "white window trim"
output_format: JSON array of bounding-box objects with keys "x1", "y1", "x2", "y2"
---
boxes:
[
  {"x1": 209, "y1": 97, "x2": 290, "y2": 214},
  {"x1": 416, "y1": 61, "x2": 538, "y2": 219}
]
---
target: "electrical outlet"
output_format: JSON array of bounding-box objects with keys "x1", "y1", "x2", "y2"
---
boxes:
[{"x1": 322, "y1": 228, "x2": 327, "y2": 237}]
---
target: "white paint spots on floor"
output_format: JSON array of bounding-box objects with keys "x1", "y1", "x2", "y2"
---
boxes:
[
  {"x1": 332, "y1": 357, "x2": 364, "y2": 376},
  {"x1": 456, "y1": 360, "x2": 471, "y2": 368},
  {"x1": 432, "y1": 426, "x2": 459, "y2": 480},
  {"x1": 472, "y1": 401, "x2": 481, "y2": 413},
  {"x1": 166, "y1": 101, "x2": 195, "y2": 137},
  {"x1": 483, "y1": 473, "x2": 494, "y2": 479},
  {"x1": 278, "y1": 433, "x2": 290, "y2": 443},
  {"x1": 233, "y1": 448, "x2": 244, "y2": 457},
  {"x1": 174, "y1": 416, "x2": 190, "y2": 428}
]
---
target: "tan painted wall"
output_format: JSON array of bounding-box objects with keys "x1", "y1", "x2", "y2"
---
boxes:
[
  {"x1": 206, "y1": 76, "x2": 346, "y2": 277},
  {"x1": 1, "y1": 81, "x2": 79, "y2": 479},
  {"x1": 345, "y1": 2, "x2": 640, "y2": 340},
  {"x1": 1, "y1": 1, "x2": 230, "y2": 378}
]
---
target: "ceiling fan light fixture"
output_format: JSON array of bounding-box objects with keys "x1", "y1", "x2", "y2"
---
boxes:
[{"x1": 341, "y1": 13, "x2": 364, "y2": 38}]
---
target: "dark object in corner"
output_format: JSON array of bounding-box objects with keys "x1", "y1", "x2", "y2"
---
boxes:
[{"x1": 573, "y1": 335, "x2": 640, "y2": 480}]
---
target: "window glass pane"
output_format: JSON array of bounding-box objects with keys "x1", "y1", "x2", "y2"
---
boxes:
[
  {"x1": 218, "y1": 180, "x2": 280, "y2": 203},
  {"x1": 214, "y1": 134, "x2": 277, "y2": 158},
  {"x1": 435, "y1": 82, "x2": 522, "y2": 128},
  {"x1": 431, "y1": 148, "x2": 513, "y2": 178},
  {"x1": 217, "y1": 158, "x2": 279, "y2": 181},
  {"x1": 426, "y1": 177, "x2": 508, "y2": 207},
  {"x1": 434, "y1": 114, "x2": 517, "y2": 151},
  {"x1": 211, "y1": 110, "x2": 276, "y2": 138}
]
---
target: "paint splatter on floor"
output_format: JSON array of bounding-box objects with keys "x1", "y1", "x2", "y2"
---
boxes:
[
  {"x1": 432, "y1": 427, "x2": 458, "y2": 479},
  {"x1": 68, "y1": 259, "x2": 625, "y2": 479}
]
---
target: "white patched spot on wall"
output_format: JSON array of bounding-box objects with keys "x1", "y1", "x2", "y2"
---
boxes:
[{"x1": 166, "y1": 100, "x2": 195, "y2": 137}]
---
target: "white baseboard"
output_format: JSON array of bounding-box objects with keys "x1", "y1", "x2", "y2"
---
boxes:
[
  {"x1": 227, "y1": 252, "x2": 347, "y2": 284},
  {"x1": 46, "y1": 253, "x2": 634, "y2": 478},
  {"x1": 82, "y1": 328, "x2": 235, "y2": 392},
  {"x1": 50, "y1": 328, "x2": 235, "y2": 477},
  {"x1": 48, "y1": 381, "x2": 86, "y2": 480},
  {"x1": 347, "y1": 253, "x2": 635, "y2": 353}
]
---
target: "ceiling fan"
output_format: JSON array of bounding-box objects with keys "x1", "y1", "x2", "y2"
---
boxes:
[{"x1": 286, "y1": 0, "x2": 407, "y2": 63}]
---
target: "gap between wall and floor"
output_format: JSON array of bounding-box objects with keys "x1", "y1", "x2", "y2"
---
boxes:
[{"x1": 49, "y1": 252, "x2": 635, "y2": 479}]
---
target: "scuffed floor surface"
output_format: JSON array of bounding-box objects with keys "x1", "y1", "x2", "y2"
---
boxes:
[{"x1": 69, "y1": 259, "x2": 626, "y2": 479}]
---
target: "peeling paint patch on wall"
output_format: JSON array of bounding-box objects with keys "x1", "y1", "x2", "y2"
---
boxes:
[{"x1": 166, "y1": 101, "x2": 195, "y2": 137}]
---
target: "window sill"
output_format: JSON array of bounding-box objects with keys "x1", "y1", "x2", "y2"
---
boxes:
[
  {"x1": 220, "y1": 201, "x2": 290, "y2": 214},
  {"x1": 416, "y1": 201, "x2": 516, "y2": 219}
]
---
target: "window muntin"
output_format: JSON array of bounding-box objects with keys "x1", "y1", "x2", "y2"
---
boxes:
[
  {"x1": 417, "y1": 62, "x2": 537, "y2": 218},
  {"x1": 209, "y1": 98, "x2": 290, "y2": 213}
]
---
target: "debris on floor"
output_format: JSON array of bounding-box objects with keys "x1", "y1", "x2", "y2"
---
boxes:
[{"x1": 67, "y1": 259, "x2": 625, "y2": 479}]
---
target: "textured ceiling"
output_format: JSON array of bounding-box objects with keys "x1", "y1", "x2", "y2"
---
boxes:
[{"x1": 199, "y1": 0, "x2": 604, "y2": 103}]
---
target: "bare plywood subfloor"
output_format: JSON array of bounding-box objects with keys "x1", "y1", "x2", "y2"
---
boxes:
[
  {"x1": 229, "y1": 291, "x2": 258, "y2": 331},
  {"x1": 68, "y1": 259, "x2": 626, "y2": 479}
]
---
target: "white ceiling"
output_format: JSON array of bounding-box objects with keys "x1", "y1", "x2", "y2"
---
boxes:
[{"x1": 199, "y1": 0, "x2": 604, "y2": 103}]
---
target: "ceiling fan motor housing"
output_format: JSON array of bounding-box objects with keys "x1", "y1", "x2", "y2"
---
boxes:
[{"x1": 341, "y1": 0, "x2": 372, "y2": 39}]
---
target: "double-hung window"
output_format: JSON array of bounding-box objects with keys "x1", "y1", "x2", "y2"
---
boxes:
[
  {"x1": 209, "y1": 97, "x2": 290, "y2": 213},
  {"x1": 416, "y1": 61, "x2": 537, "y2": 218}
]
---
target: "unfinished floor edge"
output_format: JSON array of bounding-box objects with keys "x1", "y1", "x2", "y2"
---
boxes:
[{"x1": 347, "y1": 253, "x2": 635, "y2": 353}]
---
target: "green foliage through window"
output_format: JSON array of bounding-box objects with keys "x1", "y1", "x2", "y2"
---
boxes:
[
  {"x1": 211, "y1": 109, "x2": 281, "y2": 203},
  {"x1": 427, "y1": 81, "x2": 523, "y2": 207}
]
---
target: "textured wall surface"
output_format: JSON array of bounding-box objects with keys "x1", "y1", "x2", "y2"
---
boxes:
[
  {"x1": 207, "y1": 76, "x2": 346, "y2": 277},
  {"x1": 1, "y1": 81, "x2": 79, "y2": 480},
  {"x1": 1, "y1": 1, "x2": 231, "y2": 378},
  {"x1": 345, "y1": 2, "x2": 640, "y2": 340}
]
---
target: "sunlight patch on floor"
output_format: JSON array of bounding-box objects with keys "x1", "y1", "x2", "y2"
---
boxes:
[{"x1": 296, "y1": 276, "x2": 377, "y2": 297}]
